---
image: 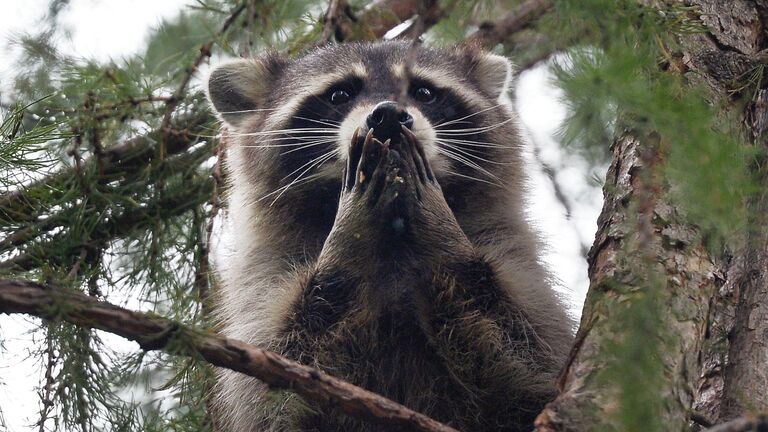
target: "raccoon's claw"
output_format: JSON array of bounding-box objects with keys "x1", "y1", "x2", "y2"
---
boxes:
[
  {"x1": 343, "y1": 128, "x2": 364, "y2": 192},
  {"x1": 344, "y1": 128, "x2": 391, "y2": 199},
  {"x1": 342, "y1": 126, "x2": 444, "y2": 238},
  {"x1": 401, "y1": 126, "x2": 436, "y2": 185}
]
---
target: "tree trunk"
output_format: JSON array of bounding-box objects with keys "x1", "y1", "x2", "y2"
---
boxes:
[{"x1": 536, "y1": 1, "x2": 768, "y2": 430}]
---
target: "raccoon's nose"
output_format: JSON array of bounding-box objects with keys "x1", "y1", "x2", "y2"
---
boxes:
[{"x1": 366, "y1": 101, "x2": 414, "y2": 139}]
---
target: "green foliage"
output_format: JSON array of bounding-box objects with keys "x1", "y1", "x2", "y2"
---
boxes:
[
  {"x1": 550, "y1": 0, "x2": 754, "y2": 242},
  {"x1": 597, "y1": 276, "x2": 667, "y2": 432},
  {"x1": 0, "y1": 100, "x2": 61, "y2": 188},
  {"x1": 545, "y1": 1, "x2": 761, "y2": 430},
  {"x1": 1, "y1": 0, "x2": 762, "y2": 431}
]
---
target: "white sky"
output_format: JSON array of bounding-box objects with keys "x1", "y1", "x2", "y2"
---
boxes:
[{"x1": 0, "y1": 2, "x2": 603, "y2": 430}]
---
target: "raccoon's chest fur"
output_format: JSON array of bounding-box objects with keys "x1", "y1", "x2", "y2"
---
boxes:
[{"x1": 207, "y1": 41, "x2": 574, "y2": 431}]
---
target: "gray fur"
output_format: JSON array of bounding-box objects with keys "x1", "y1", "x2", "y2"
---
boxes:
[{"x1": 207, "y1": 41, "x2": 575, "y2": 432}]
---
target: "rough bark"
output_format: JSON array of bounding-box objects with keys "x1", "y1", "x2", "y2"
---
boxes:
[
  {"x1": 536, "y1": 1, "x2": 768, "y2": 429},
  {"x1": 0, "y1": 279, "x2": 458, "y2": 432},
  {"x1": 683, "y1": 0, "x2": 768, "y2": 422},
  {"x1": 533, "y1": 130, "x2": 725, "y2": 431}
]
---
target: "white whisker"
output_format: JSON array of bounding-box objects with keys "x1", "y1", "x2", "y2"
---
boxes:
[
  {"x1": 265, "y1": 151, "x2": 337, "y2": 206},
  {"x1": 280, "y1": 139, "x2": 338, "y2": 155},
  {"x1": 217, "y1": 108, "x2": 280, "y2": 114},
  {"x1": 443, "y1": 168, "x2": 502, "y2": 187},
  {"x1": 278, "y1": 150, "x2": 336, "y2": 183},
  {"x1": 436, "y1": 137, "x2": 511, "y2": 149},
  {"x1": 239, "y1": 136, "x2": 337, "y2": 147},
  {"x1": 292, "y1": 115, "x2": 341, "y2": 127},
  {"x1": 438, "y1": 142, "x2": 511, "y2": 166},
  {"x1": 229, "y1": 128, "x2": 337, "y2": 137},
  {"x1": 432, "y1": 118, "x2": 514, "y2": 136},
  {"x1": 437, "y1": 147, "x2": 503, "y2": 185},
  {"x1": 434, "y1": 104, "x2": 504, "y2": 129}
]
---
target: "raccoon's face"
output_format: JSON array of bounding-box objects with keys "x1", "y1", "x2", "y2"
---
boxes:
[{"x1": 207, "y1": 42, "x2": 518, "y2": 204}]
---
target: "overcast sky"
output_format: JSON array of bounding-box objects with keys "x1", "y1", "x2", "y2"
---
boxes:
[{"x1": 0, "y1": 1, "x2": 603, "y2": 429}]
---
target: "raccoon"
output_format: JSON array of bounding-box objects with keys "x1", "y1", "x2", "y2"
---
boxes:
[{"x1": 206, "y1": 41, "x2": 574, "y2": 432}]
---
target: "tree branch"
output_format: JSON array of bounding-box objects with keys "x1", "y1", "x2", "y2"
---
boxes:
[
  {"x1": 0, "y1": 109, "x2": 212, "y2": 222},
  {"x1": 0, "y1": 172, "x2": 212, "y2": 272},
  {"x1": 466, "y1": 0, "x2": 553, "y2": 48},
  {"x1": 336, "y1": 0, "x2": 438, "y2": 41},
  {"x1": 159, "y1": 3, "x2": 245, "y2": 158},
  {"x1": 0, "y1": 138, "x2": 213, "y2": 256},
  {"x1": 534, "y1": 131, "x2": 724, "y2": 431},
  {"x1": 704, "y1": 414, "x2": 768, "y2": 432},
  {"x1": 0, "y1": 279, "x2": 458, "y2": 432}
]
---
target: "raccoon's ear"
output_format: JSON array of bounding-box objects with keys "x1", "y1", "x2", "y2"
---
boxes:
[
  {"x1": 207, "y1": 54, "x2": 286, "y2": 128},
  {"x1": 472, "y1": 53, "x2": 514, "y2": 101}
]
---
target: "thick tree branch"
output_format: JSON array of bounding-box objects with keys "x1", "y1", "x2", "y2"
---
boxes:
[
  {"x1": 0, "y1": 279, "x2": 458, "y2": 432},
  {"x1": 671, "y1": 1, "x2": 768, "y2": 421},
  {"x1": 534, "y1": 131, "x2": 724, "y2": 431}
]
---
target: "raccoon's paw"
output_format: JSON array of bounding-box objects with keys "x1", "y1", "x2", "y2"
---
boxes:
[
  {"x1": 342, "y1": 128, "x2": 437, "y2": 230},
  {"x1": 400, "y1": 125, "x2": 439, "y2": 193},
  {"x1": 342, "y1": 128, "x2": 393, "y2": 206}
]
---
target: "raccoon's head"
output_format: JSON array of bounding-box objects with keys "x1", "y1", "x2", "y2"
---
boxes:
[{"x1": 207, "y1": 41, "x2": 522, "y2": 214}]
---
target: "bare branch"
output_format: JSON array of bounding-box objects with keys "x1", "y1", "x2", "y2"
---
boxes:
[
  {"x1": 336, "y1": 0, "x2": 437, "y2": 41},
  {"x1": 0, "y1": 279, "x2": 459, "y2": 432},
  {"x1": 321, "y1": 0, "x2": 347, "y2": 42},
  {"x1": 467, "y1": 0, "x2": 553, "y2": 48}
]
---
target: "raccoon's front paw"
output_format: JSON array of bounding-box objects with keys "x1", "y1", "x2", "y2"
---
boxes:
[
  {"x1": 342, "y1": 128, "x2": 394, "y2": 207},
  {"x1": 342, "y1": 127, "x2": 440, "y2": 233},
  {"x1": 398, "y1": 128, "x2": 475, "y2": 255}
]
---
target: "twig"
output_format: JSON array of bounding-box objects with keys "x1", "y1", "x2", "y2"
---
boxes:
[
  {"x1": 197, "y1": 134, "x2": 227, "y2": 309},
  {"x1": 0, "y1": 110, "x2": 211, "y2": 222},
  {"x1": 322, "y1": 0, "x2": 345, "y2": 42},
  {"x1": 245, "y1": 0, "x2": 256, "y2": 55},
  {"x1": 396, "y1": 0, "x2": 428, "y2": 105},
  {"x1": 336, "y1": 0, "x2": 436, "y2": 41},
  {"x1": 466, "y1": 0, "x2": 553, "y2": 48},
  {"x1": 529, "y1": 137, "x2": 590, "y2": 258},
  {"x1": 159, "y1": 3, "x2": 246, "y2": 158},
  {"x1": 0, "y1": 279, "x2": 460, "y2": 432},
  {"x1": 35, "y1": 331, "x2": 57, "y2": 432},
  {"x1": 393, "y1": 1, "x2": 443, "y2": 40},
  {"x1": 66, "y1": 249, "x2": 89, "y2": 280},
  {"x1": 704, "y1": 414, "x2": 768, "y2": 432},
  {"x1": 0, "y1": 173, "x2": 213, "y2": 272}
]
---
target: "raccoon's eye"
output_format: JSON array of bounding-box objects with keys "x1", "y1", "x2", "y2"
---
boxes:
[
  {"x1": 413, "y1": 86, "x2": 437, "y2": 104},
  {"x1": 329, "y1": 89, "x2": 351, "y2": 105}
]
